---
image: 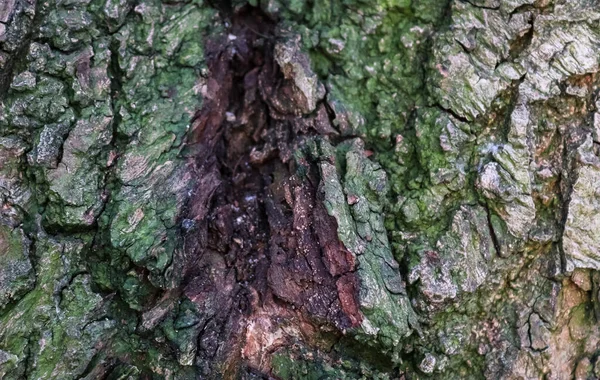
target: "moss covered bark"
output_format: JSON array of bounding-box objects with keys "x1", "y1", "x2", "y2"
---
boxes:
[{"x1": 1, "y1": 0, "x2": 600, "y2": 379}]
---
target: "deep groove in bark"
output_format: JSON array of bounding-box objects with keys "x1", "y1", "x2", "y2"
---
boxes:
[
  {"x1": 182, "y1": 7, "x2": 362, "y2": 376},
  {"x1": 484, "y1": 204, "x2": 502, "y2": 257}
]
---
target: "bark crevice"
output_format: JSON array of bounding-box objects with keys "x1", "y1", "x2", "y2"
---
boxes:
[{"x1": 182, "y1": 7, "x2": 363, "y2": 376}]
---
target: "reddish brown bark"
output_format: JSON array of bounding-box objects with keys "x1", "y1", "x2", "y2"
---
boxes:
[{"x1": 183, "y1": 8, "x2": 361, "y2": 375}]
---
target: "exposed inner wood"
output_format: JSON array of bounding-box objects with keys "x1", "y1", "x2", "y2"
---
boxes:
[{"x1": 184, "y1": 8, "x2": 361, "y2": 375}]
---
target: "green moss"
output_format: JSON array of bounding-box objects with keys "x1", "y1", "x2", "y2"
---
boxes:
[
  {"x1": 302, "y1": 138, "x2": 418, "y2": 360},
  {"x1": 271, "y1": 347, "x2": 397, "y2": 380}
]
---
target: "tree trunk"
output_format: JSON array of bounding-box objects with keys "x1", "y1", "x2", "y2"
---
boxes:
[{"x1": 1, "y1": 0, "x2": 599, "y2": 378}]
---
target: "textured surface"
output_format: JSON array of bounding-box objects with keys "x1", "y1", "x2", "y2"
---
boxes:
[{"x1": 2, "y1": 0, "x2": 600, "y2": 379}]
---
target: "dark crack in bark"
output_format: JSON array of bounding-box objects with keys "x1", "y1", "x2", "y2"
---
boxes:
[{"x1": 182, "y1": 7, "x2": 362, "y2": 377}]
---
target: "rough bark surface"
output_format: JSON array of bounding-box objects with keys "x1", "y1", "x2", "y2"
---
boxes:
[{"x1": 2, "y1": 0, "x2": 600, "y2": 379}]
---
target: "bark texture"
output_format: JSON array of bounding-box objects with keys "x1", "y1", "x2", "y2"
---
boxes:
[{"x1": 1, "y1": 0, "x2": 600, "y2": 379}]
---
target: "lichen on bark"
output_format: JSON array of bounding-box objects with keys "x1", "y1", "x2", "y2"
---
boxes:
[{"x1": 2, "y1": 0, "x2": 600, "y2": 379}]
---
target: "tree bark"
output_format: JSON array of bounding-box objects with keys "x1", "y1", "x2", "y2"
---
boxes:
[{"x1": 1, "y1": 0, "x2": 600, "y2": 379}]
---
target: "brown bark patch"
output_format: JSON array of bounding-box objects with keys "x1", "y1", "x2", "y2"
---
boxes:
[{"x1": 182, "y1": 7, "x2": 362, "y2": 376}]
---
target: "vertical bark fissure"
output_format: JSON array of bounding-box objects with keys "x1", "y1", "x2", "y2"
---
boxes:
[{"x1": 182, "y1": 7, "x2": 363, "y2": 375}]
